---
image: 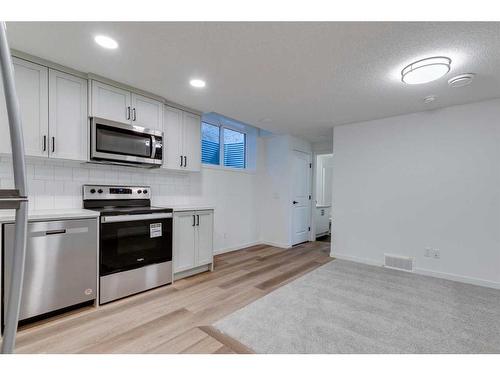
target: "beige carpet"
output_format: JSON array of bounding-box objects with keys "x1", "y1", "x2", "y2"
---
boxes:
[{"x1": 214, "y1": 259, "x2": 500, "y2": 353}]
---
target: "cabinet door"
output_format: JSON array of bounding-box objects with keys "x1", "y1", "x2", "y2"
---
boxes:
[
  {"x1": 0, "y1": 58, "x2": 48, "y2": 157},
  {"x1": 131, "y1": 93, "x2": 163, "y2": 131},
  {"x1": 195, "y1": 210, "x2": 213, "y2": 266},
  {"x1": 182, "y1": 112, "x2": 201, "y2": 172},
  {"x1": 90, "y1": 81, "x2": 131, "y2": 123},
  {"x1": 173, "y1": 211, "x2": 197, "y2": 273},
  {"x1": 162, "y1": 105, "x2": 183, "y2": 170},
  {"x1": 48, "y1": 69, "x2": 88, "y2": 161}
]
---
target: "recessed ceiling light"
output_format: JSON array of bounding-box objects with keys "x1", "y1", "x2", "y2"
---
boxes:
[
  {"x1": 423, "y1": 95, "x2": 437, "y2": 104},
  {"x1": 401, "y1": 57, "x2": 451, "y2": 85},
  {"x1": 190, "y1": 79, "x2": 206, "y2": 88},
  {"x1": 448, "y1": 73, "x2": 475, "y2": 88},
  {"x1": 94, "y1": 35, "x2": 118, "y2": 49}
]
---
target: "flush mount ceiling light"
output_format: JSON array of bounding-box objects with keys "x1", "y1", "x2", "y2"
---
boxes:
[
  {"x1": 94, "y1": 35, "x2": 118, "y2": 49},
  {"x1": 401, "y1": 57, "x2": 451, "y2": 85},
  {"x1": 189, "y1": 79, "x2": 206, "y2": 88},
  {"x1": 448, "y1": 73, "x2": 475, "y2": 88}
]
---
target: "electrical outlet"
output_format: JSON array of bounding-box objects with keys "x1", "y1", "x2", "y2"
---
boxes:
[
  {"x1": 424, "y1": 247, "x2": 431, "y2": 258},
  {"x1": 433, "y1": 248, "x2": 440, "y2": 259}
]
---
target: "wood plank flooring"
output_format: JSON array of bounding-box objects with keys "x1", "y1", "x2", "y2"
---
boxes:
[{"x1": 12, "y1": 241, "x2": 332, "y2": 354}]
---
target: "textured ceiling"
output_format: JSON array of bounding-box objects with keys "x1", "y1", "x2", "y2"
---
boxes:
[{"x1": 5, "y1": 22, "x2": 500, "y2": 142}]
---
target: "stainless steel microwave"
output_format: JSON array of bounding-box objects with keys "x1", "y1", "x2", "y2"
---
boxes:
[{"x1": 90, "y1": 117, "x2": 163, "y2": 168}]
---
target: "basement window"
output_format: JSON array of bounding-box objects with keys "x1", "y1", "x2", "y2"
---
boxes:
[{"x1": 201, "y1": 113, "x2": 256, "y2": 171}]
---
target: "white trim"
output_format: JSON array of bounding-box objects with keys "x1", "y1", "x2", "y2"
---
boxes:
[
  {"x1": 202, "y1": 163, "x2": 256, "y2": 174},
  {"x1": 414, "y1": 267, "x2": 500, "y2": 290},
  {"x1": 331, "y1": 253, "x2": 500, "y2": 290},
  {"x1": 213, "y1": 241, "x2": 262, "y2": 255},
  {"x1": 261, "y1": 240, "x2": 291, "y2": 249}
]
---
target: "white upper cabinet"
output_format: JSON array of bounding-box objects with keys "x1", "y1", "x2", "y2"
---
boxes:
[
  {"x1": 131, "y1": 93, "x2": 163, "y2": 131},
  {"x1": 90, "y1": 81, "x2": 163, "y2": 132},
  {"x1": 0, "y1": 57, "x2": 49, "y2": 157},
  {"x1": 90, "y1": 81, "x2": 131, "y2": 123},
  {"x1": 48, "y1": 69, "x2": 88, "y2": 161},
  {"x1": 163, "y1": 105, "x2": 183, "y2": 170},
  {"x1": 162, "y1": 105, "x2": 201, "y2": 172},
  {"x1": 182, "y1": 112, "x2": 201, "y2": 172}
]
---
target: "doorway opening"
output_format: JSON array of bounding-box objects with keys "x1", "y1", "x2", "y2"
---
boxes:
[{"x1": 313, "y1": 153, "x2": 333, "y2": 243}]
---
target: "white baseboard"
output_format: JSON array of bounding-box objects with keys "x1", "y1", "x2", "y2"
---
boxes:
[
  {"x1": 414, "y1": 267, "x2": 500, "y2": 290},
  {"x1": 213, "y1": 241, "x2": 262, "y2": 255},
  {"x1": 260, "y1": 241, "x2": 291, "y2": 249},
  {"x1": 332, "y1": 253, "x2": 500, "y2": 290}
]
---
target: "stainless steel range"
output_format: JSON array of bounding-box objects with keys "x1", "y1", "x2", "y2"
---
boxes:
[{"x1": 83, "y1": 185, "x2": 173, "y2": 304}]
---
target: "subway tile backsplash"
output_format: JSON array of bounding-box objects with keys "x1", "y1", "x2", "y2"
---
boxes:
[{"x1": 0, "y1": 156, "x2": 195, "y2": 210}]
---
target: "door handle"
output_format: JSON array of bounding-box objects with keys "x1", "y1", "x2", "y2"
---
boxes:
[
  {"x1": 192, "y1": 215, "x2": 196, "y2": 226},
  {"x1": 42, "y1": 135, "x2": 47, "y2": 152},
  {"x1": 133, "y1": 108, "x2": 137, "y2": 121},
  {"x1": 293, "y1": 201, "x2": 299, "y2": 204},
  {"x1": 45, "y1": 229, "x2": 66, "y2": 236},
  {"x1": 183, "y1": 156, "x2": 187, "y2": 168},
  {"x1": 196, "y1": 214, "x2": 200, "y2": 226},
  {"x1": 51, "y1": 136, "x2": 55, "y2": 153},
  {"x1": 126, "y1": 106, "x2": 131, "y2": 120}
]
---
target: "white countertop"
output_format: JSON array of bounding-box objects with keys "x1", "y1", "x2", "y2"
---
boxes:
[
  {"x1": 167, "y1": 205, "x2": 215, "y2": 212},
  {"x1": 0, "y1": 208, "x2": 100, "y2": 223}
]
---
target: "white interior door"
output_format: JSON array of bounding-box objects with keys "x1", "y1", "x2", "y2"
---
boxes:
[{"x1": 291, "y1": 150, "x2": 312, "y2": 245}]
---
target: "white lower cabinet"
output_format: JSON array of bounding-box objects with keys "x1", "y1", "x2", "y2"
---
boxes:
[{"x1": 173, "y1": 210, "x2": 214, "y2": 277}]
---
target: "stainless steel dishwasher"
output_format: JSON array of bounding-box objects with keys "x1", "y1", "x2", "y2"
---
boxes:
[{"x1": 2, "y1": 219, "x2": 98, "y2": 322}]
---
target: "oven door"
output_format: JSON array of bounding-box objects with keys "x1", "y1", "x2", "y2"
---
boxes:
[
  {"x1": 99, "y1": 213, "x2": 173, "y2": 276},
  {"x1": 90, "y1": 117, "x2": 163, "y2": 166}
]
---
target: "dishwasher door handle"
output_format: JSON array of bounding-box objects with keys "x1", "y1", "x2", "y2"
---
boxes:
[{"x1": 45, "y1": 229, "x2": 66, "y2": 236}]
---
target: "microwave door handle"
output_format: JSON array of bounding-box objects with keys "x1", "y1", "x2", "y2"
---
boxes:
[{"x1": 150, "y1": 136, "x2": 156, "y2": 159}]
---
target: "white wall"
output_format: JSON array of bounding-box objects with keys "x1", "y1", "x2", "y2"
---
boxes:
[
  {"x1": 0, "y1": 153, "x2": 260, "y2": 255},
  {"x1": 331, "y1": 98, "x2": 500, "y2": 288}
]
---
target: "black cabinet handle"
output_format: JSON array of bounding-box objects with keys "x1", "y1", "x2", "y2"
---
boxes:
[
  {"x1": 133, "y1": 108, "x2": 137, "y2": 121},
  {"x1": 196, "y1": 215, "x2": 200, "y2": 226},
  {"x1": 42, "y1": 135, "x2": 47, "y2": 151},
  {"x1": 293, "y1": 200, "x2": 299, "y2": 204},
  {"x1": 126, "y1": 106, "x2": 131, "y2": 120},
  {"x1": 192, "y1": 215, "x2": 196, "y2": 226},
  {"x1": 184, "y1": 156, "x2": 187, "y2": 167},
  {"x1": 51, "y1": 136, "x2": 55, "y2": 153},
  {"x1": 180, "y1": 155, "x2": 183, "y2": 167}
]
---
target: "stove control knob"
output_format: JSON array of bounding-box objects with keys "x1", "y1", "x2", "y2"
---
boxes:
[
  {"x1": 98, "y1": 189, "x2": 103, "y2": 194},
  {"x1": 90, "y1": 188, "x2": 96, "y2": 194},
  {"x1": 143, "y1": 190, "x2": 148, "y2": 194},
  {"x1": 137, "y1": 190, "x2": 142, "y2": 194}
]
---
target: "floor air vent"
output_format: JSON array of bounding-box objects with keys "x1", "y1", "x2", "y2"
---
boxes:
[{"x1": 384, "y1": 254, "x2": 413, "y2": 272}]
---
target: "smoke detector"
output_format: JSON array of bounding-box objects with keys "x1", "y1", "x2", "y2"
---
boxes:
[
  {"x1": 448, "y1": 73, "x2": 475, "y2": 88},
  {"x1": 423, "y1": 95, "x2": 437, "y2": 104}
]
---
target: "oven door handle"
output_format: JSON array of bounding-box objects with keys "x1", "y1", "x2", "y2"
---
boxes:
[{"x1": 101, "y1": 212, "x2": 172, "y2": 223}]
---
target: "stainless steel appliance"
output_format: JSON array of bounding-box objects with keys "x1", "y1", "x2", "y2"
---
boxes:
[
  {"x1": 2, "y1": 219, "x2": 97, "y2": 322},
  {"x1": 83, "y1": 185, "x2": 173, "y2": 304},
  {"x1": 90, "y1": 117, "x2": 163, "y2": 168}
]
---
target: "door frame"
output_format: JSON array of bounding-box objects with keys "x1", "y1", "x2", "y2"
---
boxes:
[{"x1": 310, "y1": 150, "x2": 333, "y2": 241}]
